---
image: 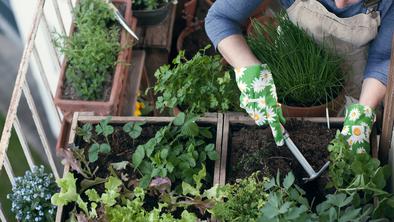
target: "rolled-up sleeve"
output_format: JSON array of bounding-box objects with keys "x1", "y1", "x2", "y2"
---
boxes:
[
  {"x1": 205, "y1": 0, "x2": 262, "y2": 48},
  {"x1": 364, "y1": 4, "x2": 394, "y2": 85}
]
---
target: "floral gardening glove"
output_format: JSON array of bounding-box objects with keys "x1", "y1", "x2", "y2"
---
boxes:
[
  {"x1": 341, "y1": 104, "x2": 375, "y2": 154},
  {"x1": 235, "y1": 64, "x2": 285, "y2": 146}
]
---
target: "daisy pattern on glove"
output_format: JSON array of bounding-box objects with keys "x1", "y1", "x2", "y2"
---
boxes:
[
  {"x1": 235, "y1": 64, "x2": 285, "y2": 146},
  {"x1": 341, "y1": 104, "x2": 376, "y2": 154}
]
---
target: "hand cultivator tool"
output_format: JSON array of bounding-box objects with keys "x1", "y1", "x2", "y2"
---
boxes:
[{"x1": 282, "y1": 126, "x2": 330, "y2": 182}]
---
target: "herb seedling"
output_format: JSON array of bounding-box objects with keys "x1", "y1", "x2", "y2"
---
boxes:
[{"x1": 76, "y1": 117, "x2": 114, "y2": 163}]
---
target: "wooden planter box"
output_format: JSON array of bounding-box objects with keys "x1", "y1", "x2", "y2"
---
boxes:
[
  {"x1": 218, "y1": 112, "x2": 378, "y2": 185},
  {"x1": 54, "y1": 0, "x2": 135, "y2": 121},
  {"x1": 55, "y1": 112, "x2": 223, "y2": 222}
]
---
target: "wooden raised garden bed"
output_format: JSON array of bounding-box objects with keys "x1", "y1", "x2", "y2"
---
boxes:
[
  {"x1": 55, "y1": 112, "x2": 223, "y2": 221},
  {"x1": 219, "y1": 112, "x2": 378, "y2": 204},
  {"x1": 54, "y1": 0, "x2": 135, "y2": 121}
]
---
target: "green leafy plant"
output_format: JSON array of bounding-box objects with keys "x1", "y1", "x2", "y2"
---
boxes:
[
  {"x1": 132, "y1": 112, "x2": 218, "y2": 188},
  {"x1": 154, "y1": 46, "x2": 241, "y2": 114},
  {"x1": 132, "y1": 0, "x2": 174, "y2": 10},
  {"x1": 55, "y1": 0, "x2": 121, "y2": 100},
  {"x1": 106, "y1": 187, "x2": 198, "y2": 222},
  {"x1": 327, "y1": 133, "x2": 394, "y2": 219},
  {"x1": 248, "y1": 13, "x2": 345, "y2": 106},
  {"x1": 210, "y1": 172, "x2": 269, "y2": 222},
  {"x1": 76, "y1": 117, "x2": 114, "y2": 162},
  {"x1": 7, "y1": 166, "x2": 57, "y2": 222}
]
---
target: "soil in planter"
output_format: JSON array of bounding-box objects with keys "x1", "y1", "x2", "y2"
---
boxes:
[
  {"x1": 61, "y1": 3, "x2": 127, "y2": 101},
  {"x1": 69, "y1": 121, "x2": 217, "y2": 219},
  {"x1": 227, "y1": 119, "x2": 338, "y2": 203},
  {"x1": 183, "y1": 28, "x2": 216, "y2": 59}
]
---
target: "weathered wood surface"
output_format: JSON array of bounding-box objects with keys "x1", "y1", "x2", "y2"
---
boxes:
[{"x1": 379, "y1": 37, "x2": 394, "y2": 164}]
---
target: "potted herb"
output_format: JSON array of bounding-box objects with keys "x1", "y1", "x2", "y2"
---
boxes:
[
  {"x1": 132, "y1": 0, "x2": 176, "y2": 26},
  {"x1": 54, "y1": 0, "x2": 134, "y2": 121},
  {"x1": 154, "y1": 46, "x2": 241, "y2": 115},
  {"x1": 53, "y1": 112, "x2": 223, "y2": 221},
  {"x1": 247, "y1": 14, "x2": 345, "y2": 117}
]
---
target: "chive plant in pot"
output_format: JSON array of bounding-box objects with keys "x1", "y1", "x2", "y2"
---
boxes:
[
  {"x1": 153, "y1": 46, "x2": 242, "y2": 115},
  {"x1": 132, "y1": 0, "x2": 176, "y2": 26},
  {"x1": 54, "y1": 0, "x2": 134, "y2": 121},
  {"x1": 53, "y1": 112, "x2": 223, "y2": 221},
  {"x1": 247, "y1": 14, "x2": 346, "y2": 117}
]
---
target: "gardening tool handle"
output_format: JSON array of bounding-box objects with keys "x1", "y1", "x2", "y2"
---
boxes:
[{"x1": 108, "y1": 2, "x2": 139, "y2": 40}]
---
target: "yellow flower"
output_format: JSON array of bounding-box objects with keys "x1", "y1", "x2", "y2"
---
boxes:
[
  {"x1": 134, "y1": 109, "x2": 142, "y2": 116},
  {"x1": 134, "y1": 102, "x2": 145, "y2": 116}
]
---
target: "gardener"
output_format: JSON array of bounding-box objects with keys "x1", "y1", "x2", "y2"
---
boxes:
[{"x1": 205, "y1": 0, "x2": 393, "y2": 154}]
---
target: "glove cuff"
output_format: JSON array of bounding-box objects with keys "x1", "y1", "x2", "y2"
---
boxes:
[{"x1": 344, "y1": 103, "x2": 376, "y2": 127}]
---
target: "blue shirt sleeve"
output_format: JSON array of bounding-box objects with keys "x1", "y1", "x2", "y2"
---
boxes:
[
  {"x1": 364, "y1": 4, "x2": 394, "y2": 86},
  {"x1": 204, "y1": 0, "x2": 263, "y2": 48}
]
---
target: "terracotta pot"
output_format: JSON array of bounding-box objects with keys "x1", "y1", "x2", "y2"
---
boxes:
[
  {"x1": 183, "y1": 0, "x2": 198, "y2": 27},
  {"x1": 281, "y1": 92, "x2": 346, "y2": 117},
  {"x1": 55, "y1": 112, "x2": 224, "y2": 222},
  {"x1": 54, "y1": 0, "x2": 134, "y2": 122}
]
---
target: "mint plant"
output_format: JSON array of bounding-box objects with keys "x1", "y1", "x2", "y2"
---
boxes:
[
  {"x1": 327, "y1": 133, "x2": 394, "y2": 219},
  {"x1": 7, "y1": 166, "x2": 57, "y2": 222},
  {"x1": 55, "y1": 0, "x2": 121, "y2": 100},
  {"x1": 154, "y1": 46, "x2": 241, "y2": 114},
  {"x1": 132, "y1": 112, "x2": 218, "y2": 188}
]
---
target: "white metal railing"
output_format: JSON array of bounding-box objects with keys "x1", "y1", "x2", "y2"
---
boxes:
[{"x1": 0, "y1": 0, "x2": 75, "y2": 220}]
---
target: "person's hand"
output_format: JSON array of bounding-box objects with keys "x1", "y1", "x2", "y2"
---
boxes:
[
  {"x1": 341, "y1": 104, "x2": 376, "y2": 154},
  {"x1": 235, "y1": 64, "x2": 285, "y2": 146}
]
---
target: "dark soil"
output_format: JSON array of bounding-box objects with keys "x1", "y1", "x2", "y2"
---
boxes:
[
  {"x1": 183, "y1": 28, "x2": 216, "y2": 59},
  {"x1": 227, "y1": 119, "x2": 338, "y2": 203},
  {"x1": 71, "y1": 121, "x2": 217, "y2": 219}
]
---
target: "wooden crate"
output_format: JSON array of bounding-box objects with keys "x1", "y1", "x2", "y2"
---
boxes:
[{"x1": 55, "y1": 112, "x2": 223, "y2": 222}]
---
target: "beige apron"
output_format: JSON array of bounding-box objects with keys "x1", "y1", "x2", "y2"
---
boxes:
[{"x1": 286, "y1": 0, "x2": 381, "y2": 98}]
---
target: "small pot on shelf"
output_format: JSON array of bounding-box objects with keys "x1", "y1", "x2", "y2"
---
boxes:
[{"x1": 133, "y1": 2, "x2": 172, "y2": 26}]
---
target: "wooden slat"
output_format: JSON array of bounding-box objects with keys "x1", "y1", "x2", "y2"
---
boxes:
[
  {"x1": 32, "y1": 45, "x2": 62, "y2": 124},
  {"x1": 219, "y1": 113, "x2": 230, "y2": 185},
  {"x1": 0, "y1": 203, "x2": 7, "y2": 222},
  {"x1": 22, "y1": 82, "x2": 59, "y2": 179},
  {"x1": 41, "y1": 14, "x2": 62, "y2": 67},
  {"x1": 135, "y1": 4, "x2": 176, "y2": 50},
  {"x1": 379, "y1": 37, "x2": 394, "y2": 164},
  {"x1": 119, "y1": 50, "x2": 145, "y2": 116},
  {"x1": 50, "y1": 0, "x2": 67, "y2": 35},
  {"x1": 213, "y1": 113, "x2": 223, "y2": 185},
  {"x1": 4, "y1": 154, "x2": 15, "y2": 186},
  {"x1": 13, "y1": 117, "x2": 35, "y2": 169},
  {"x1": 0, "y1": 0, "x2": 45, "y2": 170},
  {"x1": 77, "y1": 114, "x2": 219, "y2": 124}
]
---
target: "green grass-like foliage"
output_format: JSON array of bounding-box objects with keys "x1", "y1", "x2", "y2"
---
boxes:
[
  {"x1": 154, "y1": 45, "x2": 241, "y2": 114},
  {"x1": 248, "y1": 13, "x2": 345, "y2": 107},
  {"x1": 56, "y1": 0, "x2": 120, "y2": 100}
]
